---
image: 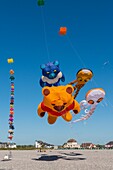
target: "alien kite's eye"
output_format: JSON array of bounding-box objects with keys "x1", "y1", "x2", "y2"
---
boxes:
[
  {"x1": 54, "y1": 70, "x2": 57, "y2": 72},
  {"x1": 46, "y1": 72, "x2": 49, "y2": 74},
  {"x1": 97, "y1": 97, "x2": 103, "y2": 103},
  {"x1": 88, "y1": 100, "x2": 94, "y2": 104}
]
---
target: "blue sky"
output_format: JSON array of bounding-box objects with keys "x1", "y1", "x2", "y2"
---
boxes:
[{"x1": 0, "y1": 0, "x2": 113, "y2": 145}]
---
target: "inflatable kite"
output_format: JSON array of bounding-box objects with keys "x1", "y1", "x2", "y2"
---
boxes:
[
  {"x1": 37, "y1": 85, "x2": 80, "y2": 124},
  {"x1": 71, "y1": 88, "x2": 105, "y2": 123},
  {"x1": 39, "y1": 60, "x2": 65, "y2": 87},
  {"x1": 59, "y1": 27, "x2": 67, "y2": 35},
  {"x1": 69, "y1": 68, "x2": 93, "y2": 98}
]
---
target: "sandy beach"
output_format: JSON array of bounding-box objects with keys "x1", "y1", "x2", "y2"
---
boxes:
[{"x1": 0, "y1": 149, "x2": 113, "y2": 170}]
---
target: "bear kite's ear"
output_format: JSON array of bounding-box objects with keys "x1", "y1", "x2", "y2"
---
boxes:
[
  {"x1": 66, "y1": 85, "x2": 74, "y2": 94},
  {"x1": 43, "y1": 88, "x2": 50, "y2": 96},
  {"x1": 40, "y1": 64, "x2": 46, "y2": 70},
  {"x1": 53, "y1": 60, "x2": 59, "y2": 67}
]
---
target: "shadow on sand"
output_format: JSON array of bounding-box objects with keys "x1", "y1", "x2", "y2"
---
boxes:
[
  {"x1": 59, "y1": 152, "x2": 83, "y2": 156},
  {"x1": 32, "y1": 152, "x2": 86, "y2": 162}
]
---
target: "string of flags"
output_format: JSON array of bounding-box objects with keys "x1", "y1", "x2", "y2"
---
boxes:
[{"x1": 7, "y1": 59, "x2": 15, "y2": 141}]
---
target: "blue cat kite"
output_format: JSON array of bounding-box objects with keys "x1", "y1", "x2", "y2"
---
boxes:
[{"x1": 40, "y1": 61, "x2": 65, "y2": 87}]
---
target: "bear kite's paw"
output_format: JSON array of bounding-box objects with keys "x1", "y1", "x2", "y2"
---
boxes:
[
  {"x1": 73, "y1": 110, "x2": 79, "y2": 114},
  {"x1": 40, "y1": 112, "x2": 45, "y2": 117}
]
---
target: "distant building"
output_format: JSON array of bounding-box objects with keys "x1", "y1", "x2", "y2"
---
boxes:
[
  {"x1": 35, "y1": 140, "x2": 43, "y2": 148},
  {"x1": 35, "y1": 140, "x2": 54, "y2": 149},
  {"x1": 81, "y1": 143, "x2": 96, "y2": 149},
  {"x1": 8, "y1": 143, "x2": 17, "y2": 148},
  {"x1": 44, "y1": 144, "x2": 54, "y2": 149},
  {"x1": 63, "y1": 139, "x2": 80, "y2": 149},
  {"x1": 105, "y1": 141, "x2": 113, "y2": 149},
  {"x1": 0, "y1": 142, "x2": 8, "y2": 148},
  {"x1": 54, "y1": 145, "x2": 58, "y2": 150},
  {"x1": 0, "y1": 142, "x2": 16, "y2": 148}
]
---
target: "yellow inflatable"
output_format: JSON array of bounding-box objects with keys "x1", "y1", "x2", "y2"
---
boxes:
[{"x1": 37, "y1": 85, "x2": 80, "y2": 124}]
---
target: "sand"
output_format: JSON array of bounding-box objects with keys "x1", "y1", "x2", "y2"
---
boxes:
[{"x1": 0, "y1": 149, "x2": 113, "y2": 170}]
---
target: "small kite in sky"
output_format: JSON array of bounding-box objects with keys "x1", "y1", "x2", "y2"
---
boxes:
[
  {"x1": 103, "y1": 61, "x2": 109, "y2": 66},
  {"x1": 7, "y1": 58, "x2": 14, "y2": 64},
  {"x1": 59, "y1": 27, "x2": 67, "y2": 35}
]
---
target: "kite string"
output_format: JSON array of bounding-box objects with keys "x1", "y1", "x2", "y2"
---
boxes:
[
  {"x1": 62, "y1": 31, "x2": 113, "y2": 126},
  {"x1": 65, "y1": 34, "x2": 104, "y2": 93},
  {"x1": 66, "y1": 35, "x2": 86, "y2": 68},
  {"x1": 65, "y1": 34, "x2": 113, "y2": 115},
  {"x1": 41, "y1": 7, "x2": 51, "y2": 62},
  {"x1": 66, "y1": 36, "x2": 113, "y2": 108}
]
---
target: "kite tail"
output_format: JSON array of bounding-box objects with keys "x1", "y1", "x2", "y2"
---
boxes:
[
  {"x1": 71, "y1": 105, "x2": 96, "y2": 124},
  {"x1": 73, "y1": 84, "x2": 84, "y2": 99}
]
